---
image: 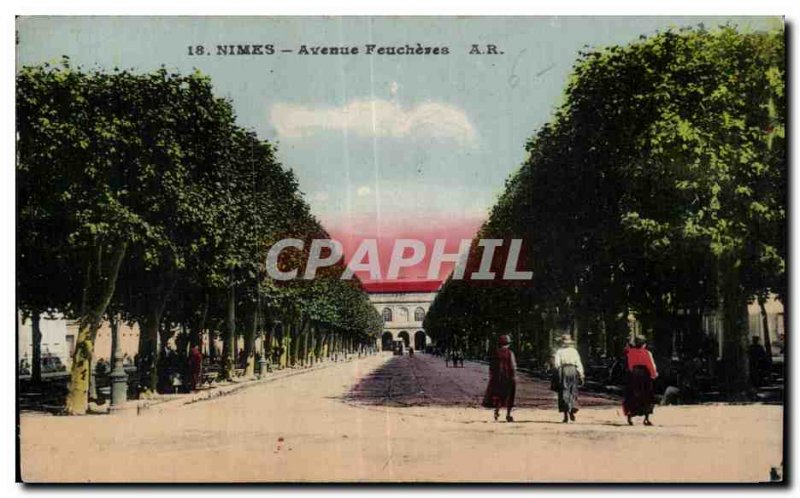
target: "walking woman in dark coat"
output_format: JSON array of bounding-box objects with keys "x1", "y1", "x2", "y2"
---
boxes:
[
  {"x1": 623, "y1": 335, "x2": 659, "y2": 426},
  {"x1": 188, "y1": 345, "x2": 203, "y2": 391},
  {"x1": 482, "y1": 335, "x2": 517, "y2": 422}
]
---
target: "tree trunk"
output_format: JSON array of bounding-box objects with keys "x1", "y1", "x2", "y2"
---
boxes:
[
  {"x1": 282, "y1": 330, "x2": 290, "y2": 368},
  {"x1": 653, "y1": 305, "x2": 674, "y2": 361},
  {"x1": 759, "y1": 296, "x2": 773, "y2": 366},
  {"x1": 299, "y1": 320, "x2": 308, "y2": 364},
  {"x1": 719, "y1": 254, "x2": 750, "y2": 395},
  {"x1": 297, "y1": 330, "x2": 304, "y2": 366},
  {"x1": 284, "y1": 322, "x2": 294, "y2": 367},
  {"x1": 291, "y1": 318, "x2": 308, "y2": 367},
  {"x1": 296, "y1": 320, "x2": 305, "y2": 365},
  {"x1": 314, "y1": 327, "x2": 323, "y2": 363},
  {"x1": 156, "y1": 319, "x2": 175, "y2": 392},
  {"x1": 316, "y1": 330, "x2": 328, "y2": 360},
  {"x1": 302, "y1": 327, "x2": 311, "y2": 366},
  {"x1": 138, "y1": 307, "x2": 167, "y2": 393},
  {"x1": 320, "y1": 329, "x2": 329, "y2": 359},
  {"x1": 263, "y1": 321, "x2": 275, "y2": 365},
  {"x1": 243, "y1": 304, "x2": 257, "y2": 377},
  {"x1": 325, "y1": 332, "x2": 332, "y2": 360},
  {"x1": 603, "y1": 308, "x2": 628, "y2": 359},
  {"x1": 222, "y1": 285, "x2": 236, "y2": 380},
  {"x1": 67, "y1": 320, "x2": 100, "y2": 414},
  {"x1": 277, "y1": 323, "x2": 288, "y2": 369},
  {"x1": 189, "y1": 292, "x2": 209, "y2": 349},
  {"x1": 309, "y1": 327, "x2": 318, "y2": 365},
  {"x1": 65, "y1": 242, "x2": 127, "y2": 415},
  {"x1": 136, "y1": 270, "x2": 176, "y2": 393},
  {"x1": 31, "y1": 311, "x2": 42, "y2": 386},
  {"x1": 535, "y1": 312, "x2": 549, "y2": 366},
  {"x1": 208, "y1": 330, "x2": 217, "y2": 360},
  {"x1": 575, "y1": 312, "x2": 590, "y2": 363}
]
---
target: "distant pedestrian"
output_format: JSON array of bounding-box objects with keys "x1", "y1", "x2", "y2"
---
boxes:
[
  {"x1": 19, "y1": 356, "x2": 31, "y2": 376},
  {"x1": 188, "y1": 345, "x2": 203, "y2": 391},
  {"x1": 553, "y1": 334, "x2": 585, "y2": 423},
  {"x1": 748, "y1": 336, "x2": 769, "y2": 387},
  {"x1": 444, "y1": 350, "x2": 450, "y2": 367},
  {"x1": 623, "y1": 336, "x2": 658, "y2": 426},
  {"x1": 482, "y1": 335, "x2": 517, "y2": 422}
]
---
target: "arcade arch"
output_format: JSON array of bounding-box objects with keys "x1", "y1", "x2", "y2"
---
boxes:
[
  {"x1": 414, "y1": 330, "x2": 426, "y2": 351},
  {"x1": 398, "y1": 331, "x2": 410, "y2": 348},
  {"x1": 381, "y1": 331, "x2": 394, "y2": 351}
]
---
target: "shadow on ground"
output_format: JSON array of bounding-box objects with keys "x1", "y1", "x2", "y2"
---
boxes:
[{"x1": 343, "y1": 353, "x2": 621, "y2": 409}]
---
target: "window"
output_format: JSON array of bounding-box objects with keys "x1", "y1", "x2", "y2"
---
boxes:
[
  {"x1": 382, "y1": 308, "x2": 393, "y2": 322},
  {"x1": 414, "y1": 307, "x2": 425, "y2": 322}
]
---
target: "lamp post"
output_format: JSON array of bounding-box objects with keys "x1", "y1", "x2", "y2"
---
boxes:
[
  {"x1": 259, "y1": 319, "x2": 276, "y2": 377},
  {"x1": 257, "y1": 334, "x2": 268, "y2": 377},
  {"x1": 109, "y1": 315, "x2": 128, "y2": 410}
]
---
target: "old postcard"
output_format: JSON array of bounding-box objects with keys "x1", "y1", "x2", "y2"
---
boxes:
[{"x1": 15, "y1": 16, "x2": 785, "y2": 483}]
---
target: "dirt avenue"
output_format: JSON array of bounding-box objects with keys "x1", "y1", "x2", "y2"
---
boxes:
[
  {"x1": 345, "y1": 352, "x2": 617, "y2": 409},
  {"x1": 20, "y1": 353, "x2": 782, "y2": 483}
]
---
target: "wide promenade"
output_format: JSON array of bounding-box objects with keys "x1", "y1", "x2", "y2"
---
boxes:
[{"x1": 20, "y1": 353, "x2": 782, "y2": 482}]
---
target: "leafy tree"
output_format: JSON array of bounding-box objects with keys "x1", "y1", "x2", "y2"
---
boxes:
[
  {"x1": 425, "y1": 26, "x2": 785, "y2": 394},
  {"x1": 17, "y1": 60, "x2": 398, "y2": 412}
]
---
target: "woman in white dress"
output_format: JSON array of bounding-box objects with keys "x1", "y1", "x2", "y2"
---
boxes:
[{"x1": 553, "y1": 334, "x2": 585, "y2": 423}]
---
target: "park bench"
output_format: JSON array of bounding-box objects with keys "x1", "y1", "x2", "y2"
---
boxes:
[{"x1": 202, "y1": 372, "x2": 218, "y2": 385}]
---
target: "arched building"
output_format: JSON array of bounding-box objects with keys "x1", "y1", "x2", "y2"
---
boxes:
[{"x1": 363, "y1": 280, "x2": 442, "y2": 352}]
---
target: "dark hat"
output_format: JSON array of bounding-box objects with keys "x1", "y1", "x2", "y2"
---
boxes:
[
  {"x1": 633, "y1": 335, "x2": 647, "y2": 347},
  {"x1": 498, "y1": 335, "x2": 511, "y2": 346}
]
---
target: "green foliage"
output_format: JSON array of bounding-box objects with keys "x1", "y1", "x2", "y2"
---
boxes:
[
  {"x1": 425, "y1": 26, "x2": 785, "y2": 368},
  {"x1": 17, "y1": 60, "x2": 380, "y2": 398}
]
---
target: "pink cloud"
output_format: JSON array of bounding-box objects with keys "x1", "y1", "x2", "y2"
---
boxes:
[{"x1": 324, "y1": 213, "x2": 483, "y2": 284}]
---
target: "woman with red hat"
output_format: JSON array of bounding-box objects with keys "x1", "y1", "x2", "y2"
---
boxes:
[{"x1": 482, "y1": 334, "x2": 517, "y2": 422}]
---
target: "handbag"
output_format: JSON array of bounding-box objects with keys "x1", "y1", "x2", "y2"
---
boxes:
[{"x1": 549, "y1": 368, "x2": 560, "y2": 392}]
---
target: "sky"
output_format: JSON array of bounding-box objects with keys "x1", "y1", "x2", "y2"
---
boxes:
[{"x1": 16, "y1": 16, "x2": 781, "y2": 282}]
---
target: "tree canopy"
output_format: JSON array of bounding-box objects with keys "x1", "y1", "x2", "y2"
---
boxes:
[
  {"x1": 425, "y1": 26, "x2": 785, "y2": 392},
  {"x1": 17, "y1": 60, "x2": 381, "y2": 413}
]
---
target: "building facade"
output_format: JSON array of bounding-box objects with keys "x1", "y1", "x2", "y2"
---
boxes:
[
  {"x1": 18, "y1": 312, "x2": 71, "y2": 368},
  {"x1": 17, "y1": 312, "x2": 143, "y2": 370},
  {"x1": 364, "y1": 280, "x2": 441, "y2": 351},
  {"x1": 626, "y1": 294, "x2": 785, "y2": 360}
]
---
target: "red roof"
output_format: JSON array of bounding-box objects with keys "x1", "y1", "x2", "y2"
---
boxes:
[{"x1": 362, "y1": 280, "x2": 442, "y2": 294}]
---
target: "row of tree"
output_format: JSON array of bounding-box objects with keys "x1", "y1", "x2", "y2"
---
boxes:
[
  {"x1": 17, "y1": 60, "x2": 382, "y2": 415},
  {"x1": 424, "y1": 26, "x2": 785, "y2": 393}
]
